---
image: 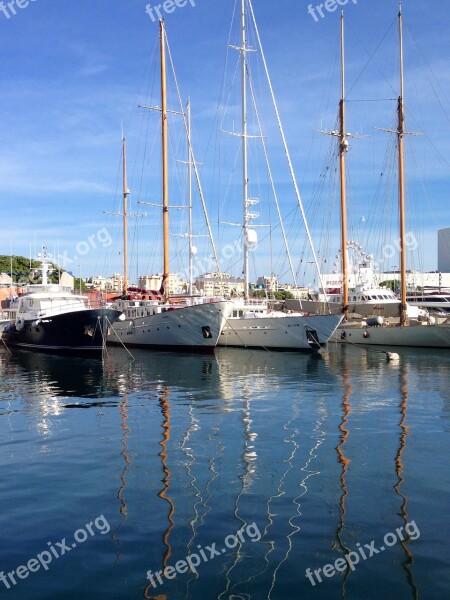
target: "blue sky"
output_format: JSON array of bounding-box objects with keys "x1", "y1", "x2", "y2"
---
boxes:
[{"x1": 1, "y1": 0, "x2": 449, "y2": 285}]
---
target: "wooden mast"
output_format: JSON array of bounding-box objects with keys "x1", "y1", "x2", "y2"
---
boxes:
[
  {"x1": 122, "y1": 136, "x2": 129, "y2": 297},
  {"x1": 160, "y1": 19, "x2": 170, "y2": 301},
  {"x1": 397, "y1": 5, "x2": 407, "y2": 326},
  {"x1": 339, "y1": 12, "x2": 349, "y2": 319}
]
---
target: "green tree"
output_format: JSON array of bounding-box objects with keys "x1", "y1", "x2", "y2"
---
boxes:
[
  {"x1": 0, "y1": 254, "x2": 83, "y2": 288},
  {"x1": 379, "y1": 280, "x2": 399, "y2": 292}
]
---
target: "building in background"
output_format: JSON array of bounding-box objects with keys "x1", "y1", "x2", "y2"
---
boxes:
[
  {"x1": 86, "y1": 274, "x2": 123, "y2": 293},
  {"x1": 195, "y1": 272, "x2": 244, "y2": 297},
  {"x1": 438, "y1": 228, "x2": 450, "y2": 273},
  {"x1": 256, "y1": 275, "x2": 278, "y2": 292},
  {"x1": 0, "y1": 273, "x2": 12, "y2": 286},
  {"x1": 139, "y1": 273, "x2": 186, "y2": 295}
]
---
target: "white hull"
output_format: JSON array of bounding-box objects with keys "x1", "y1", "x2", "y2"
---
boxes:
[
  {"x1": 107, "y1": 300, "x2": 231, "y2": 351},
  {"x1": 218, "y1": 313, "x2": 343, "y2": 351},
  {"x1": 298, "y1": 299, "x2": 402, "y2": 318},
  {"x1": 334, "y1": 322, "x2": 450, "y2": 348}
]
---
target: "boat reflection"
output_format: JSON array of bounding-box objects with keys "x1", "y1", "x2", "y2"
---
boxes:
[
  {"x1": 328, "y1": 346, "x2": 420, "y2": 598},
  {"x1": 394, "y1": 364, "x2": 419, "y2": 599},
  {"x1": 144, "y1": 387, "x2": 172, "y2": 600},
  {"x1": 112, "y1": 390, "x2": 130, "y2": 563},
  {"x1": 335, "y1": 346, "x2": 352, "y2": 595}
]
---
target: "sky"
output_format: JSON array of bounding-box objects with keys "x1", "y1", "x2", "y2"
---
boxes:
[{"x1": 1, "y1": 0, "x2": 449, "y2": 286}]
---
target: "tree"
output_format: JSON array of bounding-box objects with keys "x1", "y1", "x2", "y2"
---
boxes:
[
  {"x1": 0, "y1": 254, "x2": 80, "y2": 288},
  {"x1": 379, "y1": 280, "x2": 398, "y2": 292}
]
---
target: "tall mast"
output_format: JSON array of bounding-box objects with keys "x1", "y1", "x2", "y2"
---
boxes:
[
  {"x1": 187, "y1": 100, "x2": 194, "y2": 296},
  {"x1": 160, "y1": 19, "x2": 170, "y2": 301},
  {"x1": 241, "y1": 0, "x2": 250, "y2": 300},
  {"x1": 122, "y1": 136, "x2": 129, "y2": 296},
  {"x1": 397, "y1": 5, "x2": 407, "y2": 326},
  {"x1": 339, "y1": 12, "x2": 349, "y2": 319}
]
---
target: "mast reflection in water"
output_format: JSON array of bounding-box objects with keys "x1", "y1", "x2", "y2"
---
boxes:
[{"x1": 0, "y1": 345, "x2": 448, "y2": 599}]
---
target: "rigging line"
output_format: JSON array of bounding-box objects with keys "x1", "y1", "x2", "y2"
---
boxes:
[
  {"x1": 235, "y1": 408, "x2": 301, "y2": 591},
  {"x1": 165, "y1": 33, "x2": 221, "y2": 274},
  {"x1": 247, "y1": 71, "x2": 299, "y2": 287},
  {"x1": 268, "y1": 413, "x2": 328, "y2": 599},
  {"x1": 347, "y1": 98, "x2": 397, "y2": 102},
  {"x1": 213, "y1": 54, "x2": 241, "y2": 239},
  {"x1": 407, "y1": 139, "x2": 440, "y2": 257},
  {"x1": 180, "y1": 397, "x2": 203, "y2": 594},
  {"x1": 247, "y1": 0, "x2": 328, "y2": 303},
  {"x1": 129, "y1": 38, "x2": 160, "y2": 278},
  {"x1": 1, "y1": 336, "x2": 12, "y2": 355},
  {"x1": 404, "y1": 21, "x2": 450, "y2": 131},
  {"x1": 217, "y1": 393, "x2": 258, "y2": 600},
  {"x1": 346, "y1": 17, "x2": 398, "y2": 100},
  {"x1": 136, "y1": 111, "x2": 160, "y2": 276},
  {"x1": 301, "y1": 28, "x2": 340, "y2": 186},
  {"x1": 106, "y1": 319, "x2": 135, "y2": 359}
]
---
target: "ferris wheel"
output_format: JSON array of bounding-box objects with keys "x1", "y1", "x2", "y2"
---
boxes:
[{"x1": 332, "y1": 241, "x2": 375, "y2": 276}]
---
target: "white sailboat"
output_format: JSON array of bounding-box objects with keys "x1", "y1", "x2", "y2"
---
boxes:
[
  {"x1": 334, "y1": 7, "x2": 450, "y2": 348},
  {"x1": 107, "y1": 20, "x2": 231, "y2": 352},
  {"x1": 218, "y1": 0, "x2": 342, "y2": 351}
]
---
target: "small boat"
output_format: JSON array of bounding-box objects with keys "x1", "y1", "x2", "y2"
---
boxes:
[{"x1": 2, "y1": 248, "x2": 123, "y2": 354}]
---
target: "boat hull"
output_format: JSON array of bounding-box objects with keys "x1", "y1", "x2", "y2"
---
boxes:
[
  {"x1": 295, "y1": 299, "x2": 403, "y2": 318},
  {"x1": 107, "y1": 301, "x2": 231, "y2": 352},
  {"x1": 218, "y1": 313, "x2": 343, "y2": 351},
  {"x1": 334, "y1": 322, "x2": 450, "y2": 348},
  {"x1": 2, "y1": 308, "x2": 122, "y2": 354}
]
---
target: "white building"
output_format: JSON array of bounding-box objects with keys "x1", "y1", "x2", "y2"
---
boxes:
[
  {"x1": 377, "y1": 271, "x2": 450, "y2": 291},
  {"x1": 438, "y1": 228, "x2": 450, "y2": 273},
  {"x1": 0, "y1": 273, "x2": 12, "y2": 286},
  {"x1": 139, "y1": 273, "x2": 186, "y2": 295},
  {"x1": 195, "y1": 272, "x2": 244, "y2": 297},
  {"x1": 277, "y1": 284, "x2": 309, "y2": 299},
  {"x1": 86, "y1": 274, "x2": 123, "y2": 292},
  {"x1": 60, "y1": 271, "x2": 75, "y2": 289},
  {"x1": 256, "y1": 275, "x2": 278, "y2": 292}
]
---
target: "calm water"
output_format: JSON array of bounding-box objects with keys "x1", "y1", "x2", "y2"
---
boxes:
[{"x1": 0, "y1": 343, "x2": 448, "y2": 599}]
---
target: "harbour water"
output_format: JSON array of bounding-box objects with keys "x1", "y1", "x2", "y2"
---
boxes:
[{"x1": 0, "y1": 344, "x2": 448, "y2": 599}]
